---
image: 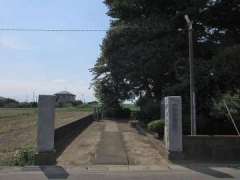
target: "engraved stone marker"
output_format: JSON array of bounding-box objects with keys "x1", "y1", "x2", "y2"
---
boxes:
[
  {"x1": 36, "y1": 95, "x2": 56, "y2": 165},
  {"x1": 164, "y1": 96, "x2": 183, "y2": 158}
]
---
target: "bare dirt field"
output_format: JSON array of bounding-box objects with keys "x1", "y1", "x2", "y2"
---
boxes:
[{"x1": 0, "y1": 108, "x2": 91, "y2": 165}]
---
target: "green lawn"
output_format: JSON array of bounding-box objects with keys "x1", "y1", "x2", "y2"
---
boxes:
[{"x1": 0, "y1": 107, "x2": 92, "y2": 165}]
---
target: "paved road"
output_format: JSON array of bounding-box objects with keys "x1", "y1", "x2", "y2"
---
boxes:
[{"x1": 1, "y1": 165, "x2": 240, "y2": 180}]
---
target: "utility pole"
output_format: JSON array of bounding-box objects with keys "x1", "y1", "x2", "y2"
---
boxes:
[
  {"x1": 185, "y1": 15, "x2": 197, "y2": 135},
  {"x1": 32, "y1": 91, "x2": 34, "y2": 102}
]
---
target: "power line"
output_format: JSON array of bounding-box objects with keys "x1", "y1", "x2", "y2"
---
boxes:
[
  {"x1": 0, "y1": 28, "x2": 108, "y2": 32},
  {"x1": 0, "y1": 25, "x2": 165, "y2": 32}
]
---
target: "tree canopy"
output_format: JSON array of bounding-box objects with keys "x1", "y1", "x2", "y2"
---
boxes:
[{"x1": 92, "y1": 0, "x2": 240, "y2": 126}]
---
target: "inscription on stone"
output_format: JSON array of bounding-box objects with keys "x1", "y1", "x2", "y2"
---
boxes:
[{"x1": 164, "y1": 96, "x2": 182, "y2": 152}]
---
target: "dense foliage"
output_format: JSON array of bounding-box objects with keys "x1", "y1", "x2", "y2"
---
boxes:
[
  {"x1": 92, "y1": 0, "x2": 240, "y2": 132},
  {"x1": 147, "y1": 119, "x2": 165, "y2": 137},
  {"x1": 13, "y1": 146, "x2": 36, "y2": 166}
]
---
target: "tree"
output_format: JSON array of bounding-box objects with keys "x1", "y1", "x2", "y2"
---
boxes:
[
  {"x1": 202, "y1": 0, "x2": 240, "y2": 45},
  {"x1": 92, "y1": 0, "x2": 240, "y2": 128},
  {"x1": 212, "y1": 45, "x2": 240, "y2": 94},
  {"x1": 94, "y1": 0, "x2": 207, "y2": 109}
]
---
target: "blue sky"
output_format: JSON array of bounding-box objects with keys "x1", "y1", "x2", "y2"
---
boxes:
[{"x1": 0, "y1": 0, "x2": 110, "y2": 102}]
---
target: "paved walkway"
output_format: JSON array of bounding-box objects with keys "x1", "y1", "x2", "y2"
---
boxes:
[
  {"x1": 94, "y1": 121, "x2": 128, "y2": 165},
  {"x1": 57, "y1": 119, "x2": 167, "y2": 167},
  {"x1": 57, "y1": 121, "x2": 104, "y2": 166}
]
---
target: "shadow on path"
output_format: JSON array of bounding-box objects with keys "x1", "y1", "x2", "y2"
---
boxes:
[
  {"x1": 40, "y1": 166, "x2": 69, "y2": 179},
  {"x1": 175, "y1": 163, "x2": 236, "y2": 178},
  {"x1": 54, "y1": 115, "x2": 93, "y2": 159}
]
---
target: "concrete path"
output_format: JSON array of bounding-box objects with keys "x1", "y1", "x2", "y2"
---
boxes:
[
  {"x1": 57, "y1": 119, "x2": 167, "y2": 166},
  {"x1": 94, "y1": 121, "x2": 128, "y2": 165},
  {"x1": 94, "y1": 119, "x2": 167, "y2": 165},
  {"x1": 57, "y1": 121, "x2": 104, "y2": 166}
]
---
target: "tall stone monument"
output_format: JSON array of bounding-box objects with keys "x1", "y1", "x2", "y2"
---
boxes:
[
  {"x1": 36, "y1": 95, "x2": 56, "y2": 165},
  {"x1": 164, "y1": 96, "x2": 183, "y2": 160}
]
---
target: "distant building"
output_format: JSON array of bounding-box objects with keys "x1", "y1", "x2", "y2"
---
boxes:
[
  {"x1": 0, "y1": 96, "x2": 19, "y2": 107},
  {"x1": 0, "y1": 96, "x2": 17, "y2": 102},
  {"x1": 54, "y1": 91, "x2": 76, "y2": 104},
  {"x1": 0, "y1": 96, "x2": 7, "y2": 101}
]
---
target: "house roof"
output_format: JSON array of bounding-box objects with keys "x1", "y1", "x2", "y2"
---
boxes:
[
  {"x1": 0, "y1": 96, "x2": 7, "y2": 100},
  {"x1": 54, "y1": 91, "x2": 75, "y2": 96}
]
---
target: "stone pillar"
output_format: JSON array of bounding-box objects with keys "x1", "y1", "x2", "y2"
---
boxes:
[
  {"x1": 36, "y1": 95, "x2": 56, "y2": 165},
  {"x1": 164, "y1": 96, "x2": 183, "y2": 160}
]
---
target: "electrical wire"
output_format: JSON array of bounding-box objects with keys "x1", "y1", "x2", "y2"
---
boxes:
[
  {"x1": 0, "y1": 25, "x2": 163, "y2": 32},
  {"x1": 0, "y1": 28, "x2": 108, "y2": 32}
]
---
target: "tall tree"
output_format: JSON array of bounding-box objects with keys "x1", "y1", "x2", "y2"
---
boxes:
[{"x1": 92, "y1": 0, "x2": 240, "y2": 126}]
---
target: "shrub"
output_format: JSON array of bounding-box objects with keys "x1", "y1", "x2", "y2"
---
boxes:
[
  {"x1": 103, "y1": 107, "x2": 131, "y2": 118},
  {"x1": 56, "y1": 102, "x2": 74, "y2": 108},
  {"x1": 117, "y1": 108, "x2": 131, "y2": 118},
  {"x1": 72, "y1": 100, "x2": 83, "y2": 107},
  {"x1": 136, "y1": 97, "x2": 161, "y2": 124},
  {"x1": 147, "y1": 120, "x2": 165, "y2": 137},
  {"x1": 12, "y1": 146, "x2": 36, "y2": 166}
]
